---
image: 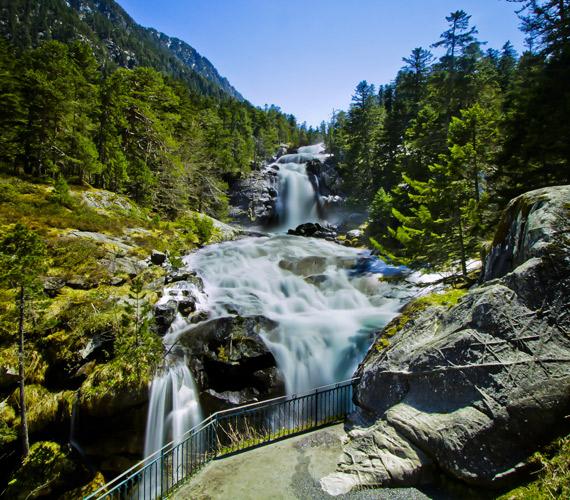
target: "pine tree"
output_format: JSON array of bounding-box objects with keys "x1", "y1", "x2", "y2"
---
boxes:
[
  {"x1": 510, "y1": 0, "x2": 570, "y2": 55},
  {"x1": 0, "y1": 224, "x2": 47, "y2": 459}
]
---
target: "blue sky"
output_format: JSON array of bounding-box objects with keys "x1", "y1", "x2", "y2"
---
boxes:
[{"x1": 118, "y1": 0, "x2": 525, "y2": 126}]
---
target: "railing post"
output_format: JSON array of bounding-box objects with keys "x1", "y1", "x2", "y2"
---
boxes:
[
  {"x1": 160, "y1": 446, "x2": 164, "y2": 498},
  {"x1": 314, "y1": 388, "x2": 319, "y2": 427}
]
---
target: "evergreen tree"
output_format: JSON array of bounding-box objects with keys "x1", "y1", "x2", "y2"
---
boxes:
[
  {"x1": 340, "y1": 81, "x2": 382, "y2": 200},
  {"x1": 432, "y1": 10, "x2": 479, "y2": 71},
  {"x1": 0, "y1": 224, "x2": 47, "y2": 459},
  {"x1": 510, "y1": 0, "x2": 570, "y2": 55},
  {"x1": 0, "y1": 38, "x2": 25, "y2": 171}
]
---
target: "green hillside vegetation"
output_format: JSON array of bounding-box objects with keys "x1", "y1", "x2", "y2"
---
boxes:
[
  {"x1": 0, "y1": 172, "x2": 229, "y2": 496},
  {"x1": 0, "y1": 36, "x2": 317, "y2": 221}
]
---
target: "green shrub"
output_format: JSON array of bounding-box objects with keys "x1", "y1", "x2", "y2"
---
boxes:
[
  {"x1": 5, "y1": 441, "x2": 86, "y2": 499},
  {"x1": 49, "y1": 176, "x2": 75, "y2": 209}
]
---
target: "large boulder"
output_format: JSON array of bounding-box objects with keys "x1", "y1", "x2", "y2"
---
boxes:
[
  {"x1": 177, "y1": 315, "x2": 285, "y2": 414},
  {"x1": 322, "y1": 185, "x2": 570, "y2": 494}
]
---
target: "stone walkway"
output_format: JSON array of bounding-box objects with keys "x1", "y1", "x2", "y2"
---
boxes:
[{"x1": 172, "y1": 424, "x2": 432, "y2": 500}]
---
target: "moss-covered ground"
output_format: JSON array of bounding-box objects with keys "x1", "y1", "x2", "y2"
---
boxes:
[{"x1": 0, "y1": 174, "x2": 221, "y2": 496}]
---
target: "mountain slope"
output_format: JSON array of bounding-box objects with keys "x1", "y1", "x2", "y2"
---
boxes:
[{"x1": 0, "y1": 0, "x2": 243, "y2": 100}]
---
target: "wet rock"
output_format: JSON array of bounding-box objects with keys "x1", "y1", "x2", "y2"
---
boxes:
[
  {"x1": 201, "y1": 387, "x2": 261, "y2": 413},
  {"x1": 165, "y1": 270, "x2": 204, "y2": 292},
  {"x1": 177, "y1": 297, "x2": 196, "y2": 316},
  {"x1": 287, "y1": 222, "x2": 338, "y2": 239},
  {"x1": 346, "y1": 229, "x2": 362, "y2": 240},
  {"x1": 150, "y1": 250, "x2": 167, "y2": 266},
  {"x1": 279, "y1": 256, "x2": 328, "y2": 276},
  {"x1": 305, "y1": 274, "x2": 330, "y2": 286},
  {"x1": 326, "y1": 185, "x2": 570, "y2": 492},
  {"x1": 276, "y1": 144, "x2": 290, "y2": 158},
  {"x1": 177, "y1": 315, "x2": 285, "y2": 415},
  {"x1": 154, "y1": 300, "x2": 178, "y2": 335}
]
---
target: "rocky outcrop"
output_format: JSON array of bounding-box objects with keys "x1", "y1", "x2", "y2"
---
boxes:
[
  {"x1": 229, "y1": 148, "x2": 344, "y2": 227},
  {"x1": 177, "y1": 315, "x2": 285, "y2": 414},
  {"x1": 229, "y1": 165, "x2": 280, "y2": 225},
  {"x1": 306, "y1": 157, "x2": 342, "y2": 196},
  {"x1": 322, "y1": 185, "x2": 570, "y2": 494},
  {"x1": 153, "y1": 271, "x2": 206, "y2": 335}
]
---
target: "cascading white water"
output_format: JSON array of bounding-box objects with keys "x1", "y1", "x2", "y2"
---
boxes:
[
  {"x1": 275, "y1": 143, "x2": 329, "y2": 229},
  {"x1": 143, "y1": 361, "x2": 202, "y2": 458},
  {"x1": 187, "y1": 235, "x2": 412, "y2": 394},
  {"x1": 143, "y1": 285, "x2": 206, "y2": 459},
  {"x1": 144, "y1": 142, "x2": 412, "y2": 462}
]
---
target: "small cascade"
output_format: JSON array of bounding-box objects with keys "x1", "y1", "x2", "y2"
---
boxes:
[
  {"x1": 275, "y1": 143, "x2": 330, "y2": 229},
  {"x1": 143, "y1": 281, "x2": 206, "y2": 459},
  {"x1": 144, "y1": 361, "x2": 202, "y2": 459}
]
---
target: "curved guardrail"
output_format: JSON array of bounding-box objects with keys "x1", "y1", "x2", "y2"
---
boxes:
[{"x1": 85, "y1": 377, "x2": 360, "y2": 499}]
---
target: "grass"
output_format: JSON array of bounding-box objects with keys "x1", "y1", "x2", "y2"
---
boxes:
[{"x1": 499, "y1": 435, "x2": 570, "y2": 499}]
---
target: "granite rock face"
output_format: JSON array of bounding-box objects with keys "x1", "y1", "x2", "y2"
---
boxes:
[
  {"x1": 229, "y1": 165, "x2": 280, "y2": 226},
  {"x1": 322, "y1": 185, "x2": 570, "y2": 495}
]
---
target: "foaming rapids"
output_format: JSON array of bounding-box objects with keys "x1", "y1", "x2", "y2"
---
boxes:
[{"x1": 187, "y1": 235, "x2": 413, "y2": 394}]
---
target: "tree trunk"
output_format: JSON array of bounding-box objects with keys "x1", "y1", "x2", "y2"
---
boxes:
[
  {"x1": 473, "y1": 126, "x2": 480, "y2": 203},
  {"x1": 18, "y1": 285, "x2": 30, "y2": 458},
  {"x1": 457, "y1": 213, "x2": 468, "y2": 278}
]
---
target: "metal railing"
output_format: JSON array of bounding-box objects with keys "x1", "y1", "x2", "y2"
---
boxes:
[{"x1": 85, "y1": 377, "x2": 360, "y2": 500}]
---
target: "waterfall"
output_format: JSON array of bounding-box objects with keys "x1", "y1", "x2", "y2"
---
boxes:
[
  {"x1": 275, "y1": 143, "x2": 329, "y2": 229},
  {"x1": 143, "y1": 361, "x2": 202, "y2": 459},
  {"x1": 143, "y1": 143, "x2": 412, "y2": 460},
  {"x1": 143, "y1": 294, "x2": 205, "y2": 459}
]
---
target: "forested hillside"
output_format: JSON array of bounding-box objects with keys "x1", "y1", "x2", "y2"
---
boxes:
[
  {"x1": 0, "y1": 0, "x2": 242, "y2": 99},
  {"x1": 0, "y1": 38, "x2": 314, "y2": 220},
  {"x1": 325, "y1": 1, "x2": 570, "y2": 276}
]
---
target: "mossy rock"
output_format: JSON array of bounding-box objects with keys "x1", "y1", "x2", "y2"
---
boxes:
[
  {"x1": 8, "y1": 385, "x2": 74, "y2": 435},
  {"x1": 60, "y1": 471, "x2": 106, "y2": 499},
  {"x1": 498, "y1": 435, "x2": 570, "y2": 499},
  {"x1": 79, "y1": 360, "x2": 150, "y2": 418},
  {"x1": 0, "y1": 346, "x2": 48, "y2": 388},
  {"x1": 5, "y1": 441, "x2": 91, "y2": 499},
  {"x1": 0, "y1": 401, "x2": 17, "y2": 449},
  {"x1": 374, "y1": 288, "x2": 467, "y2": 353}
]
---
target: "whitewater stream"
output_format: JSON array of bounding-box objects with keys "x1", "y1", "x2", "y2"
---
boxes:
[{"x1": 144, "y1": 143, "x2": 414, "y2": 459}]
